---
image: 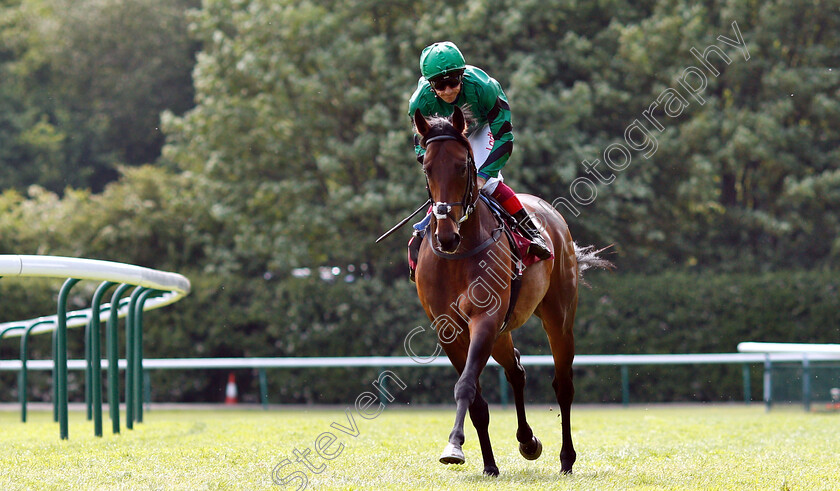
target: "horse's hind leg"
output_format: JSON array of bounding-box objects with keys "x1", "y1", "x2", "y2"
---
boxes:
[
  {"x1": 540, "y1": 298, "x2": 578, "y2": 474},
  {"x1": 492, "y1": 333, "x2": 542, "y2": 460}
]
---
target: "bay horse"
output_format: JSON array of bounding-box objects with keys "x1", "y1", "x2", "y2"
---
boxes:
[{"x1": 413, "y1": 106, "x2": 611, "y2": 476}]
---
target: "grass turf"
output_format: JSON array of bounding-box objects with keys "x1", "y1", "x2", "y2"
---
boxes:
[{"x1": 1, "y1": 405, "x2": 838, "y2": 490}]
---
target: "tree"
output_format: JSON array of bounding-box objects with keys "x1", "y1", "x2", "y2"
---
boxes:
[
  {"x1": 0, "y1": 0, "x2": 198, "y2": 192},
  {"x1": 0, "y1": 0, "x2": 67, "y2": 190},
  {"x1": 0, "y1": 165, "x2": 208, "y2": 270},
  {"x1": 163, "y1": 0, "x2": 428, "y2": 275}
]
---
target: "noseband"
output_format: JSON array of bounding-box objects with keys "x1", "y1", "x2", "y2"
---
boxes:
[{"x1": 423, "y1": 134, "x2": 477, "y2": 226}]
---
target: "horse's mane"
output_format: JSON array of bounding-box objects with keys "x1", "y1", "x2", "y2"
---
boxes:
[{"x1": 417, "y1": 107, "x2": 476, "y2": 149}]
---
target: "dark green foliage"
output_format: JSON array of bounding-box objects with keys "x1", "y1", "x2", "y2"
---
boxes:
[
  {"x1": 0, "y1": 0, "x2": 198, "y2": 192},
  {"x1": 520, "y1": 269, "x2": 840, "y2": 403}
]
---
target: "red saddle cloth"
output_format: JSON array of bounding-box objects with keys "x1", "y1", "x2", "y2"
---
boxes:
[{"x1": 510, "y1": 228, "x2": 554, "y2": 268}]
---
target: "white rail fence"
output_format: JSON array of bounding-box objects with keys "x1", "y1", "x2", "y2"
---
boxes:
[{"x1": 4, "y1": 345, "x2": 839, "y2": 411}]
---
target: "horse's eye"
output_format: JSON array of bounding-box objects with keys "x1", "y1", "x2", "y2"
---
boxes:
[{"x1": 459, "y1": 164, "x2": 468, "y2": 176}]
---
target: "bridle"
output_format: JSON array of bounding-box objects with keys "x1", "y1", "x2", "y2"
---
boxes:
[
  {"x1": 423, "y1": 134, "x2": 478, "y2": 227},
  {"x1": 421, "y1": 133, "x2": 503, "y2": 259}
]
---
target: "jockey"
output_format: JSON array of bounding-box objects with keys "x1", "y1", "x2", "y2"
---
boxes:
[{"x1": 407, "y1": 41, "x2": 551, "y2": 280}]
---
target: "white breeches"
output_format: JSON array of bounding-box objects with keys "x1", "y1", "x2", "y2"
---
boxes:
[{"x1": 467, "y1": 124, "x2": 503, "y2": 194}]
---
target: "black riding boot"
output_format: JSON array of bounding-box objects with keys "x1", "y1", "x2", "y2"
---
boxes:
[
  {"x1": 408, "y1": 232, "x2": 423, "y2": 282},
  {"x1": 512, "y1": 210, "x2": 552, "y2": 260}
]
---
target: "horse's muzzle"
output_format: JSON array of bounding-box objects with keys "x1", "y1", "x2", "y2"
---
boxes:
[{"x1": 435, "y1": 231, "x2": 461, "y2": 253}]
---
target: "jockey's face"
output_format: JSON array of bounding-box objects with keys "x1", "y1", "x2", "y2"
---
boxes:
[
  {"x1": 429, "y1": 70, "x2": 463, "y2": 104},
  {"x1": 433, "y1": 82, "x2": 461, "y2": 103}
]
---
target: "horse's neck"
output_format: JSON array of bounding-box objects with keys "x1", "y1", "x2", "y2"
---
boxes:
[{"x1": 459, "y1": 196, "x2": 495, "y2": 246}]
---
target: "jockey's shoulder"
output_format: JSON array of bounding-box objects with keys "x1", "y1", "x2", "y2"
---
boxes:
[
  {"x1": 461, "y1": 66, "x2": 505, "y2": 108},
  {"x1": 408, "y1": 80, "x2": 439, "y2": 116},
  {"x1": 462, "y1": 65, "x2": 493, "y2": 85}
]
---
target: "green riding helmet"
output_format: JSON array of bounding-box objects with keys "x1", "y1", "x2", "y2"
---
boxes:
[{"x1": 420, "y1": 41, "x2": 466, "y2": 81}]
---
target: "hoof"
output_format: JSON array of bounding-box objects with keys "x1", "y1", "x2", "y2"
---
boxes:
[
  {"x1": 561, "y1": 458, "x2": 574, "y2": 474},
  {"x1": 518, "y1": 436, "x2": 543, "y2": 461},
  {"x1": 483, "y1": 465, "x2": 499, "y2": 477},
  {"x1": 561, "y1": 450, "x2": 576, "y2": 474},
  {"x1": 439, "y1": 442, "x2": 465, "y2": 465}
]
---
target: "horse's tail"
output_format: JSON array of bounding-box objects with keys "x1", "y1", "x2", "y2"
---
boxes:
[{"x1": 574, "y1": 243, "x2": 615, "y2": 284}]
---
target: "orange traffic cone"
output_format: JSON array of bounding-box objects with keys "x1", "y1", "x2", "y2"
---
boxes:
[{"x1": 225, "y1": 373, "x2": 238, "y2": 405}]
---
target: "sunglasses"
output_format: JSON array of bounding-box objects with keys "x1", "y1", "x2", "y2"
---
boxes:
[{"x1": 429, "y1": 73, "x2": 463, "y2": 91}]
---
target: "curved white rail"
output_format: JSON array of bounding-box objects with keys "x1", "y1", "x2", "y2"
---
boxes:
[{"x1": 0, "y1": 255, "x2": 191, "y2": 336}]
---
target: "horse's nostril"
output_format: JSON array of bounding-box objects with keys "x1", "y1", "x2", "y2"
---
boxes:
[{"x1": 435, "y1": 232, "x2": 461, "y2": 252}]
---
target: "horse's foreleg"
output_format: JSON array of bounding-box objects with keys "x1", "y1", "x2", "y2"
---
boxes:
[
  {"x1": 468, "y1": 389, "x2": 499, "y2": 476},
  {"x1": 440, "y1": 325, "x2": 495, "y2": 467}
]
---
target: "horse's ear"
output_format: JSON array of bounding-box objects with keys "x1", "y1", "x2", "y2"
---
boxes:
[
  {"x1": 452, "y1": 106, "x2": 466, "y2": 135},
  {"x1": 413, "y1": 109, "x2": 430, "y2": 138}
]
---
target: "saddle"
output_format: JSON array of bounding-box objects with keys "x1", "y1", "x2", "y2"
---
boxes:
[{"x1": 478, "y1": 191, "x2": 548, "y2": 269}]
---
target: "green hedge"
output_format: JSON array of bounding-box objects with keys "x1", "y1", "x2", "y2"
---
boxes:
[
  {"x1": 513, "y1": 269, "x2": 840, "y2": 403},
  {"x1": 2, "y1": 270, "x2": 839, "y2": 405}
]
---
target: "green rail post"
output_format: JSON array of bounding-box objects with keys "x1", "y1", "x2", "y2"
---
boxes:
[
  {"x1": 85, "y1": 305, "x2": 109, "y2": 422},
  {"x1": 802, "y1": 354, "x2": 811, "y2": 412},
  {"x1": 742, "y1": 364, "x2": 751, "y2": 405},
  {"x1": 763, "y1": 354, "x2": 772, "y2": 412},
  {"x1": 134, "y1": 288, "x2": 155, "y2": 423},
  {"x1": 20, "y1": 320, "x2": 55, "y2": 422},
  {"x1": 0, "y1": 325, "x2": 26, "y2": 417},
  {"x1": 125, "y1": 294, "x2": 134, "y2": 429},
  {"x1": 20, "y1": 317, "x2": 85, "y2": 423},
  {"x1": 125, "y1": 287, "x2": 147, "y2": 429},
  {"x1": 90, "y1": 281, "x2": 116, "y2": 437},
  {"x1": 18, "y1": 320, "x2": 54, "y2": 423},
  {"x1": 377, "y1": 367, "x2": 388, "y2": 408},
  {"x1": 85, "y1": 319, "x2": 92, "y2": 421},
  {"x1": 498, "y1": 366, "x2": 508, "y2": 409},
  {"x1": 621, "y1": 365, "x2": 630, "y2": 407},
  {"x1": 52, "y1": 328, "x2": 58, "y2": 422},
  {"x1": 108, "y1": 284, "x2": 133, "y2": 434},
  {"x1": 57, "y1": 277, "x2": 81, "y2": 440},
  {"x1": 259, "y1": 369, "x2": 269, "y2": 410},
  {"x1": 144, "y1": 371, "x2": 151, "y2": 411}
]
